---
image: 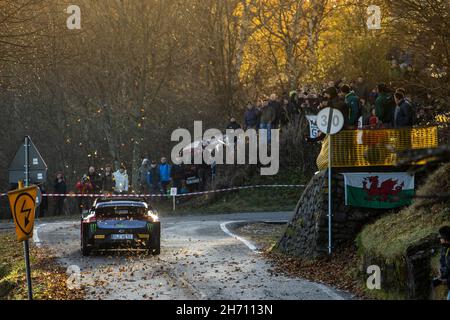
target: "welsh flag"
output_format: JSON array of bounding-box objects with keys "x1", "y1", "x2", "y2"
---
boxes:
[{"x1": 342, "y1": 173, "x2": 415, "y2": 209}]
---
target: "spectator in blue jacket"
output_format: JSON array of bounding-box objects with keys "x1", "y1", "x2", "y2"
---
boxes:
[
  {"x1": 159, "y1": 157, "x2": 171, "y2": 195},
  {"x1": 244, "y1": 102, "x2": 259, "y2": 130},
  {"x1": 393, "y1": 92, "x2": 413, "y2": 128}
]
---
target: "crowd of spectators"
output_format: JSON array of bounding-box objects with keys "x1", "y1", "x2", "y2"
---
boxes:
[
  {"x1": 232, "y1": 76, "x2": 421, "y2": 139},
  {"x1": 41, "y1": 74, "x2": 445, "y2": 216}
]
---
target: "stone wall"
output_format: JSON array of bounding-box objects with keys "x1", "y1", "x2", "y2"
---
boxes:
[
  {"x1": 276, "y1": 169, "x2": 396, "y2": 258},
  {"x1": 275, "y1": 167, "x2": 439, "y2": 299}
]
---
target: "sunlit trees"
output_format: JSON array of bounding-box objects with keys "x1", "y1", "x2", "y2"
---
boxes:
[
  {"x1": 388, "y1": 0, "x2": 449, "y2": 99},
  {"x1": 240, "y1": 0, "x2": 329, "y2": 93},
  {"x1": 0, "y1": 0, "x2": 448, "y2": 202},
  {"x1": 311, "y1": 0, "x2": 393, "y2": 85}
]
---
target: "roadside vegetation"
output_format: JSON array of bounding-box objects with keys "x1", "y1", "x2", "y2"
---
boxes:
[
  {"x1": 358, "y1": 164, "x2": 450, "y2": 260},
  {"x1": 156, "y1": 167, "x2": 310, "y2": 215},
  {"x1": 233, "y1": 222, "x2": 288, "y2": 251},
  {"x1": 357, "y1": 164, "x2": 450, "y2": 300},
  {"x1": 156, "y1": 187, "x2": 301, "y2": 216},
  {"x1": 0, "y1": 230, "x2": 84, "y2": 300}
]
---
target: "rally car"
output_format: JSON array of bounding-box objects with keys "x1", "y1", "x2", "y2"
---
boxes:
[{"x1": 80, "y1": 198, "x2": 160, "y2": 256}]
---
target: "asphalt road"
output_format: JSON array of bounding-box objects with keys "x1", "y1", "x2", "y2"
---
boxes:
[{"x1": 32, "y1": 212, "x2": 352, "y2": 300}]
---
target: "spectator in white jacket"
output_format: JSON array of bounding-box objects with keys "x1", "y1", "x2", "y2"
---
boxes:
[{"x1": 113, "y1": 164, "x2": 129, "y2": 193}]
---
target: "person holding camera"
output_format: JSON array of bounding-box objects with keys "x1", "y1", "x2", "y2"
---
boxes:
[
  {"x1": 75, "y1": 174, "x2": 93, "y2": 214},
  {"x1": 432, "y1": 226, "x2": 450, "y2": 300},
  {"x1": 87, "y1": 166, "x2": 102, "y2": 194}
]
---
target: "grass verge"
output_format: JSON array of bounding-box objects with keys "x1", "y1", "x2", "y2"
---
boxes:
[
  {"x1": 232, "y1": 222, "x2": 288, "y2": 251},
  {"x1": 0, "y1": 230, "x2": 84, "y2": 300},
  {"x1": 156, "y1": 187, "x2": 302, "y2": 215},
  {"x1": 155, "y1": 167, "x2": 309, "y2": 215}
]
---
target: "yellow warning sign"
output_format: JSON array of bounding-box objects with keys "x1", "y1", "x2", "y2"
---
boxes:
[{"x1": 7, "y1": 186, "x2": 38, "y2": 241}]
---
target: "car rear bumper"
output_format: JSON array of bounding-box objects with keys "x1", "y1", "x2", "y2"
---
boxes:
[
  {"x1": 82, "y1": 221, "x2": 160, "y2": 249},
  {"x1": 91, "y1": 238, "x2": 149, "y2": 249}
]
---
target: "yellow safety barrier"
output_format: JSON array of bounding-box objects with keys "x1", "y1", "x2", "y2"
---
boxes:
[{"x1": 316, "y1": 127, "x2": 439, "y2": 170}]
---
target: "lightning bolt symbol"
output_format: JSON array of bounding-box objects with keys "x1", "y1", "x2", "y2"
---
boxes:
[{"x1": 20, "y1": 200, "x2": 32, "y2": 227}]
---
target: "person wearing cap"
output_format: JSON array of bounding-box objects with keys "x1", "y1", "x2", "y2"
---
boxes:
[{"x1": 226, "y1": 117, "x2": 242, "y2": 131}]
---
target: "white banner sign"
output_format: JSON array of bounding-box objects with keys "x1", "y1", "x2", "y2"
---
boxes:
[{"x1": 306, "y1": 115, "x2": 320, "y2": 139}]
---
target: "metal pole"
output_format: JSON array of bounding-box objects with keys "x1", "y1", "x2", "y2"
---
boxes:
[
  {"x1": 23, "y1": 136, "x2": 33, "y2": 300},
  {"x1": 328, "y1": 135, "x2": 332, "y2": 255},
  {"x1": 23, "y1": 240, "x2": 33, "y2": 300},
  {"x1": 173, "y1": 195, "x2": 176, "y2": 212},
  {"x1": 24, "y1": 136, "x2": 29, "y2": 187}
]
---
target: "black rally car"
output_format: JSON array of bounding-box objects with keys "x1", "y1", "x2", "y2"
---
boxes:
[{"x1": 81, "y1": 198, "x2": 160, "y2": 256}]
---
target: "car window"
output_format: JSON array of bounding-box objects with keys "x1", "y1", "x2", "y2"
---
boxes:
[{"x1": 96, "y1": 206, "x2": 147, "y2": 220}]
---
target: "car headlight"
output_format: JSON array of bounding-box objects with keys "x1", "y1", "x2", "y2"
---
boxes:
[{"x1": 148, "y1": 211, "x2": 159, "y2": 222}]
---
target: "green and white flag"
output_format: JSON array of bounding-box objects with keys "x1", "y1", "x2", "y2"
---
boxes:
[{"x1": 342, "y1": 172, "x2": 415, "y2": 209}]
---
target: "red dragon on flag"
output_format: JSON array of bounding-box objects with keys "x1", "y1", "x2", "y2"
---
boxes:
[
  {"x1": 343, "y1": 172, "x2": 414, "y2": 208},
  {"x1": 362, "y1": 176, "x2": 405, "y2": 202}
]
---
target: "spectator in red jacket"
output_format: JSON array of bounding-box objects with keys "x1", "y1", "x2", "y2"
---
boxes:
[{"x1": 75, "y1": 174, "x2": 93, "y2": 214}]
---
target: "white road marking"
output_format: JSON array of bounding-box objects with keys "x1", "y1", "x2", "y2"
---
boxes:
[
  {"x1": 220, "y1": 220, "x2": 346, "y2": 300},
  {"x1": 220, "y1": 221, "x2": 260, "y2": 253},
  {"x1": 33, "y1": 218, "x2": 348, "y2": 300}
]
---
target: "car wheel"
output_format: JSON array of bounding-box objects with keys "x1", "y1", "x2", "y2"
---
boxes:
[
  {"x1": 147, "y1": 237, "x2": 160, "y2": 255},
  {"x1": 149, "y1": 222, "x2": 161, "y2": 255},
  {"x1": 81, "y1": 237, "x2": 91, "y2": 256},
  {"x1": 152, "y1": 243, "x2": 161, "y2": 256}
]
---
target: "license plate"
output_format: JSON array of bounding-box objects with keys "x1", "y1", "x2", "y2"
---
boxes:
[{"x1": 111, "y1": 234, "x2": 134, "y2": 240}]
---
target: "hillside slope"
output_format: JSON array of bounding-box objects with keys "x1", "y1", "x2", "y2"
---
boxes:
[{"x1": 358, "y1": 164, "x2": 450, "y2": 299}]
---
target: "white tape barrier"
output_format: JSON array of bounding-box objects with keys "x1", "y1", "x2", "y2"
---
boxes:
[{"x1": 0, "y1": 184, "x2": 305, "y2": 198}]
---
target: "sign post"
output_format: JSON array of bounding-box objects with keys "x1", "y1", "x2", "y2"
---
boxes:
[
  {"x1": 170, "y1": 188, "x2": 178, "y2": 211},
  {"x1": 7, "y1": 136, "x2": 43, "y2": 300},
  {"x1": 328, "y1": 135, "x2": 332, "y2": 255},
  {"x1": 23, "y1": 136, "x2": 32, "y2": 300},
  {"x1": 316, "y1": 108, "x2": 344, "y2": 255}
]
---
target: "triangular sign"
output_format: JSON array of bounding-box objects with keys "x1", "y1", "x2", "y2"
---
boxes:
[{"x1": 8, "y1": 136, "x2": 48, "y2": 184}]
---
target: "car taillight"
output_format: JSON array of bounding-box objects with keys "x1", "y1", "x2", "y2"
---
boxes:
[{"x1": 84, "y1": 216, "x2": 96, "y2": 223}]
